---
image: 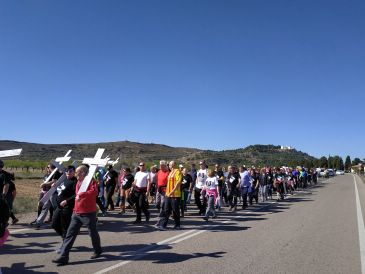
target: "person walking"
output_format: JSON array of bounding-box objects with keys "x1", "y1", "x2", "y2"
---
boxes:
[
  {"x1": 195, "y1": 160, "x2": 208, "y2": 215},
  {"x1": 155, "y1": 161, "x2": 183, "y2": 230},
  {"x1": 181, "y1": 167, "x2": 192, "y2": 217},
  {"x1": 104, "y1": 165, "x2": 118, "y2": 211},
  {"x1": 155, "y1": 160, "x2": 169, "y2": 213},
  {"x1": 131, "y1": 162, "x2": 151, "y2": 224},
  {"x1": 51, "y1": 165, "x2": 77, "y2": 242},
  {"x1": 203, "y1": 169, "x2": 219, "y2": 221},
  {"x1": 119, "y1": 167, "x2": 134, "y2": 214},
  {"x1": 52, "y1": 164, "x2": 102, "y2": 266},
  {"x1": 227, "y1": 166, "x2": 240, "y2": 212}
]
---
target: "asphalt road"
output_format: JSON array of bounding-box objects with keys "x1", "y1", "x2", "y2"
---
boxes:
[{"x1": 1, "y1": 174, "x2": 364, "y2": 274}]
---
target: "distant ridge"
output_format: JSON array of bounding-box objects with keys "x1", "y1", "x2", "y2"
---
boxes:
[{"x1": 0, "y1": 140, "x2": 317, "y2": 167}]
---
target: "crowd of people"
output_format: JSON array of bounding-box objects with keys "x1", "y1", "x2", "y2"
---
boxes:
[{"x1": 0, "y1": 158, "x2": 319, "y2": 266}]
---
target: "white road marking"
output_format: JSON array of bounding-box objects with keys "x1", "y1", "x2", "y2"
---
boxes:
[
  {"x1": 353, "y1": 175, "x2": 365, "y2": 274},
  {"x1": 94, "y1": 229, "x2": 199, "y2": 274},
  {"x1": 170, "y1": 230, "x2": 206, "y2": 244},
  {"x1": 9, "y1": 228, "x2": 31, "y2": 234},
  {"x1": 157, "y1": 230, "x2": 196, "y2": 245}
]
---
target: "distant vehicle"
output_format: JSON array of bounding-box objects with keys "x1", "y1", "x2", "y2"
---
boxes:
[
  {"x1": 319, "y1": 170, "x2": 328, "y2": 178},
  {"x1": 327, "y1": 169, "x2": 335, "y2": 176},
  {"x1": 336, "y1": 170, "x2": 345, "y2": 175}
]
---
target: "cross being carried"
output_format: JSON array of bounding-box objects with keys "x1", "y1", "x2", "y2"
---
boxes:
[
  {"x1": 103, "y1": 157, "x2": 120, "y2": 181},
  {"x1": 39, "y1": 150, "x2": 72, "y2": 204},
  {"x1": 0, "y1": 149, "x2": 22, "y2": 158},
  {"x1": 78, "y1": 148, "x2": 109, "y2": 193}
]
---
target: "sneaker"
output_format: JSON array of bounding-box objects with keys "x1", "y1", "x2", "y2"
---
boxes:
[
  {"x1": 32, "y1": 222, "x2": 41, "y2": 229},
  {"x1": 156, "y1": 225, "x2": 167, "y2": 231},
  {"x1": 12, "y1": 218, "x2": 19, "y2": 225},
  {"x1": 90, "y1": 251, "x2": 102, "y2": 259},
  {"x1": 29, "y1": 220, "x2": 37, "y2": 226}
]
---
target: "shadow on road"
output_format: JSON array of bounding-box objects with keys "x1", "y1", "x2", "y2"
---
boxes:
[
  {"x1": 1, "y1": 240, "x2": 58, "y2": 255},
  {"x1": 139, "y1": 250, "x2": 226, "y2": 264},
  {"x1": 1, "y1": 262, "x2": 57, "y2": 274}
]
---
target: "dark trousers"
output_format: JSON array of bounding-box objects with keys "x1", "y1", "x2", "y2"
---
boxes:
[
  {"x1": 241, "y1": 187, "x2": 249, "y2": 208},
  {"x1": 60, "y1": 212, "x2": 101, "y2": 260},
  {"x1": 106, "y1": 185, "x2": 115, "y2": 210},
  {"x1": 52, "y1": 207, "x2": 72, "y2": 239},
  {"x1": 228, "y1": 188, "x2": 238, "y2": 208},
  {"x1": 134, "y1": 191, "x2": 149, "y2": 221},
  {"x1": 96, "y1": 196, "x2": 106, "y2": 212},
  {"x1": 158, "y1": 197, "x2": 181, "y2": 228},
  {"x1": 181, "y1": 189, "x2": 189, "y2": 216},
  {"x1": 249, "y1": 189, "x2": 259, "y2": 205},
  {"x1": 194, "y1": 188, "x2": 206, "y2": 214}
]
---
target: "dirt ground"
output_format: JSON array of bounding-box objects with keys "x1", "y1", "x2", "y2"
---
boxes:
[{"x1": 15, "y1": 178, "x2": 42, "y2": 198}]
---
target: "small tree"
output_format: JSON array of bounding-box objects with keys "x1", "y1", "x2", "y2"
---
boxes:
[
  {"x1": 319, "y1": 156, "x2": 328, "y2": 168},
  {"x1": 352, "y1": 158, "x2": 361, "y2": 166},
  {"x1": 345, "y1": 156, "x2": 352, "y2": 171}
]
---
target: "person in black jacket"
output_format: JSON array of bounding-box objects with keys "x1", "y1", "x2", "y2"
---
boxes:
[
  {"x1": 119, "y1": 167, "x2": 134, "y2": 214},
  {"x1": 52, "y1": 165, "x2": 77, "y2": 240}
]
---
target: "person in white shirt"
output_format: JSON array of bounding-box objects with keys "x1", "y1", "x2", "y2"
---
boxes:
[
  {"x1": 132, "y1": 162, "x2": 151, "y2": 224},
  {"x1": 194, "y1": 160, "x2": 208, "y2": 215}
]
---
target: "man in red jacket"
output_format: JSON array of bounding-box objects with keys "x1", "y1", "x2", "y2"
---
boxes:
[{"x1": 53, "y1": 164, "x2": 102, "y2": 266}]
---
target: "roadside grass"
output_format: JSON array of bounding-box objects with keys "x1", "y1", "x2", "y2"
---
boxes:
[{"x1": 13, "y1": 196, "x2": 38, "y2": 214}]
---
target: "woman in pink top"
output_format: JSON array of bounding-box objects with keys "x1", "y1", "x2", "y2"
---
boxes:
[{"x1": 203, "y1": 169, "x2": 220, "y2": 221}]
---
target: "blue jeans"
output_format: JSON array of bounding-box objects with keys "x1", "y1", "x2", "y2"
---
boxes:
[
  {"x1": 259, "y1": 185, "x2": 267, "y2": 201},
  {"x1": 241, "y1": 187, "x2": 249, "y2": 208},
  {"x1": 205, "y1": 195, "x2": 216, "y2": 219}
]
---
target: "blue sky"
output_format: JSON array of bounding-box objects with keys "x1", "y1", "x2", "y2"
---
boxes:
[{"x1": 0, "y1": 0, "x2": 364, "y2": 159}]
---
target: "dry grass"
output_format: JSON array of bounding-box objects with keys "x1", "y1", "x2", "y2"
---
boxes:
[{"x1": 13, "y1": 178, "x2": 42, "y2": 214}]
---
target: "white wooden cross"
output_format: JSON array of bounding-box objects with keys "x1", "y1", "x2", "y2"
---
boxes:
[
  {"x1": 78, "y1": 148, "x2": 109, "y2": 193},
  {"x1": 0, "y1": 148, "x2": 22, "y2": 158},
  {"x1": 40, "y1": 150, "x2": 72, "y2": 204},
  {"x1": 103, "y1": 157, "x2": 120, "y2": 180},
  {"x1": 108, "y1": 157, "x2": 119, "y2": 166}
]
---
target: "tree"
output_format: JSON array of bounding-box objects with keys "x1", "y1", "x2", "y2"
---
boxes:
[
  {"x1": 345, "y1": 156, "x2": 351, "y2": 171},
  {"x1": 339, "y1": 157, "x2": 345, "y2": 170},
  {"x1": 319, "y1": 156, "x2": 328, "y2": 168},
  {"x1": 352, "y1": 158, "x2": 362, "y2": 166}
]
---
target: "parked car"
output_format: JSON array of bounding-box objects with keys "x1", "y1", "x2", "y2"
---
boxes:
[
  {"x1": 327, "y1": 169, "x2": 335, "y2": 176},
  {"x1": 319, "y1": 170, "x2": 328, "y2": 178},
  {"x1": 336, "y1": 170, "x2": 345, "y2": 175}
]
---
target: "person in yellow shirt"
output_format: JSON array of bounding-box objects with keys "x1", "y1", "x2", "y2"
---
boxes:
[{"x1": 155, "y1": 161, "x2": 182, "y2": 230}]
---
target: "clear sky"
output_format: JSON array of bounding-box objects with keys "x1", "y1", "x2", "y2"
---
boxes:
[{"x1": 0, "y1": 0, "x2": 364, "y2": 160}]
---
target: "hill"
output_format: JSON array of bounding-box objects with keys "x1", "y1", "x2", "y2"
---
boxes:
[{"x1": 0, "y1": 140, "x2": 317, "y2": 167}]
